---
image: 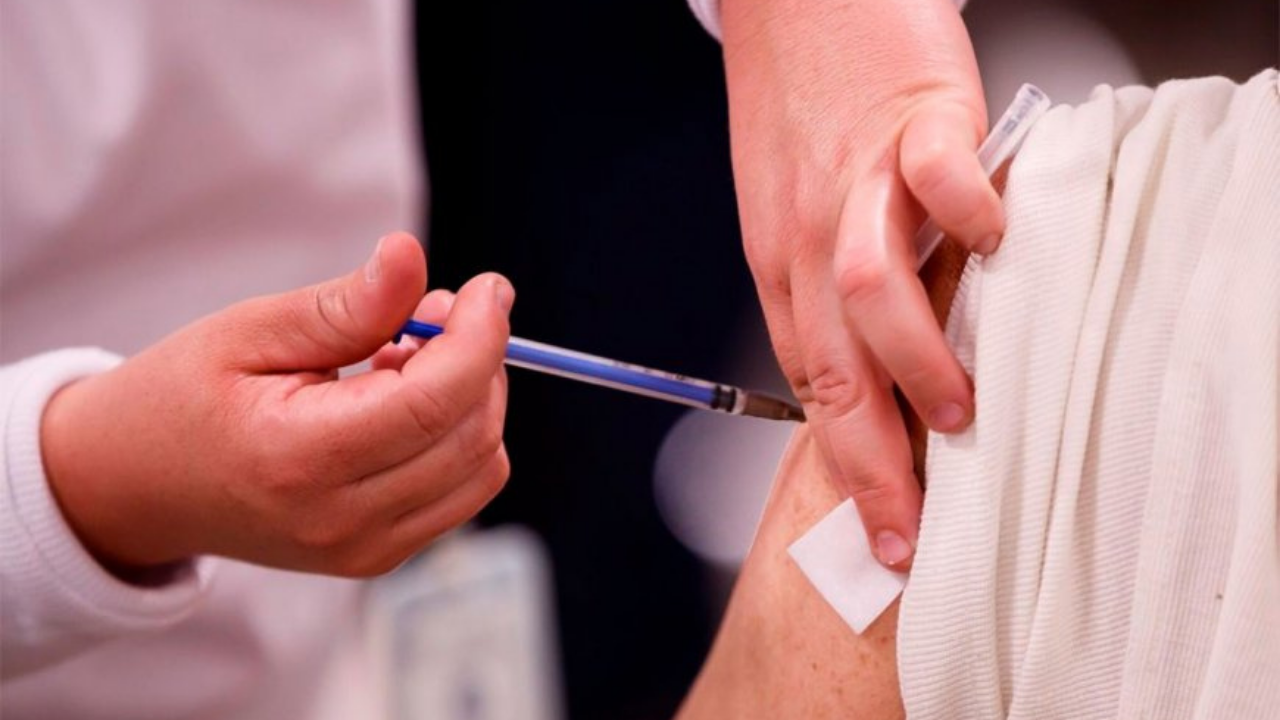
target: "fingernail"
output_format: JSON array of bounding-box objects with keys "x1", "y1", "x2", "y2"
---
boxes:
[
  {"x1": 977, "y1": 233, "x2": 1001, "y2": 255},
  {"x1": 928, "y1": 402, "x2": 968, "y2": 432},
  {"x1": 364, "y1": 236, "x2": 387, "y2": 284},
  {"x1": 491, "y1": 276, "x2": 514, "y2": 313},
  {"x1": 875, "y1": 531, "x2": 914, "y2": 567}
]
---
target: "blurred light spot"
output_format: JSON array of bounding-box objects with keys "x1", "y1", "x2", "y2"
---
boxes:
[
  {"x1": 653, "y1": 409, "x2": 794, "y2": 568},
  {"x1": 974, "y1": 2, "x2": 1142, "y2": 113}
]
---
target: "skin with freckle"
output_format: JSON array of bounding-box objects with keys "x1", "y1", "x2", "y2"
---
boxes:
[
  {"x1": 677, "y1": 238, "x2": 970, "y2": 719},
  {"x1": 677, "y1": 426, "x2": 907, "y2": 719}
]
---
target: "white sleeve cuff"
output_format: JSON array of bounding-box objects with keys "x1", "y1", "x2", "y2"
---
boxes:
[
  {"x1": 1, "y1": 349, "x2": 217, "y2": 677},
  {"x1": 686, "y1": 0, "x2": 722, "y2": 41}
]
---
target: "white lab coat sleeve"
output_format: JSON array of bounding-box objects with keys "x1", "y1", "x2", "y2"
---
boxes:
[
  {"x1": 685, "y1": 0, "x2": 723, "y2": 41},
  {"x1": 0, "y1": 349, "x2": 217, "y2": 679}
]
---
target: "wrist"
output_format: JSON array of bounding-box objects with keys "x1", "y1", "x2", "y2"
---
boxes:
[{"x1": 40, "y1": 372, "x2": 192, "y2": 579}]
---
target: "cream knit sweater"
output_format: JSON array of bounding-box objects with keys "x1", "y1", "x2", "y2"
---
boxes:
[{"x1": 901, "y1": 70, "x2": 1280, "y2": 718}]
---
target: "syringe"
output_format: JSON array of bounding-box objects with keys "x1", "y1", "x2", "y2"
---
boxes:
[
  {"x1": 395, "y1": 320, "x2": 806, "y2": 422},
  {"x1": 396, "y1": 85, "x2": 1050, "y2": 423}
]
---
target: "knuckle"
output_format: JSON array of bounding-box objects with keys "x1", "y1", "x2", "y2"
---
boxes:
[
  {"x1": 834, "y1": 254, "x2": 892, "y2": 307},
  {"x1": 783, "y1": 366, "x2": 812, "y2": 406},
  {"x1": 290, "y1": 494, "x2": 371, "y2": 555},
  {"x1": 481, "y1": 450, "x2": 511, "y2": 496},
  {"x1": 789, "y1": 170, "x2": 840, "y2": 234},
  {"x1": 296, "y1": 427, "x2": 360, "y2": 476},
  {"x1": 312, "y1": 283, "x2": 355, "y2": 339},
  {"x1": 401, "y1": 385, "x2": 454, "y2": 445},
  {"x1": 903, "y1": 137, "x2": 953, "y2": 196},
  {"x1": 751, "y1": 261, "x2": 793, "y2": 301},
  {"x1": 741, "y1": 229, "x2": 785, "y2": 273},
  {"x1": 478, "y1": 419, "x2": 505, "y2": 460},
  {"x1": 440, "y1": 496, "x2": 485, "y2": 533},
  {"x1": 744, "y1": 203, "x2": 828, "y2": 269},
  {"x1": 406, "y1": 518, "x2": 450, "y2": 551},
  {"x1": 246, "y1": 409, "x2": 295, "y2": 473},
  {"x1": 336, "y1": 548, "x2": 407, "y2": 579},
  {"x1": 837, "y1": 446, "x2": 915, "y2": 514},
  {"x1": 741, "y1": 239, "x2": 767, "y2": 272},
  {"x1": 805, "y1": 363, "x2": 871, "y2": 418},
  {"x1": 249, "y1": 407, "x2": 360, "y2": 494},
  {"x1": 293, "y1": 514, "x2": 355, "y2": 553},
  {"x1": 252, "y1": 445, "x2": 317, "y2": 498},
  {"x1": 262, "y1": 448, "x2": 339, "y2": 499},
  {"x1": 460, "y1": 413, "x2": 504, "y2": 470},
  {"x1": 847, "y1": 476, "x2": 899, "y2": 514},
  {"x1": 790, "y1": 214, "x2": 834, "y2": 257},
  {"x1": 271, "y1": 464, "x2": 319, "y2": 498}
]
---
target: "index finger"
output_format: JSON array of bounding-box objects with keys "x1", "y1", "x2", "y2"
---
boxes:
[
  {"x1": 788, "y1": 254, "x2": 922, "y2": 569},
  {"x1": 900, "y1": 104, "x2": 1005, "y2": 255},
  {"x1": 285, "y1": 273, "x2": 513, "y2": 475},
  {"x1": 398, "y1": 272, "x2": 514, "y2": 430}
]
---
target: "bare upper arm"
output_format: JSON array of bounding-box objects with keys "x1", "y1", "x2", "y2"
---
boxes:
[
  {"x1": 677, "y1": 427, "x2": 906, "y2": 720},
  {"x1": 677, "y1": 239, "x2": 971, "y2": 719}
]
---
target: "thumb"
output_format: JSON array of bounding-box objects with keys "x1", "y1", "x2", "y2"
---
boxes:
[
  {"x1": 899, "y1": 102, "x2": 1005, "y2": 255},
  {"x1": 231, "y1": 232, "x2": 427, "y2": 371}
]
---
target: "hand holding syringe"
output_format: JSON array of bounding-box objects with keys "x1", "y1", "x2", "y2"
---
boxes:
[{"x1": 397, "y1": 85, "x2": 1051, "y2": 426}]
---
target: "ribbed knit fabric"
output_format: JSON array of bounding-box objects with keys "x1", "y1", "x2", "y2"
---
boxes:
[
  {"x1": 899, "y1": 69, "x2": 1280, "y2": 718},
  {"x1": 0, "y1": 349, "x2": 217, "y2": 678}
]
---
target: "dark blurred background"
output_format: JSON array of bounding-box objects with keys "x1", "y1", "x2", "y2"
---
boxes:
[
  {"x1": 417, "y1": 3, "x2": 739, "y2": 719},
  {"x1": 413, "y1": 1, "x2": 1276, "y2": 718}
]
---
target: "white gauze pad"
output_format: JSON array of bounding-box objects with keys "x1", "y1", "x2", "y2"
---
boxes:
[{"x1": 787, "y1": 499, "x2": 907, "y2": 634}]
